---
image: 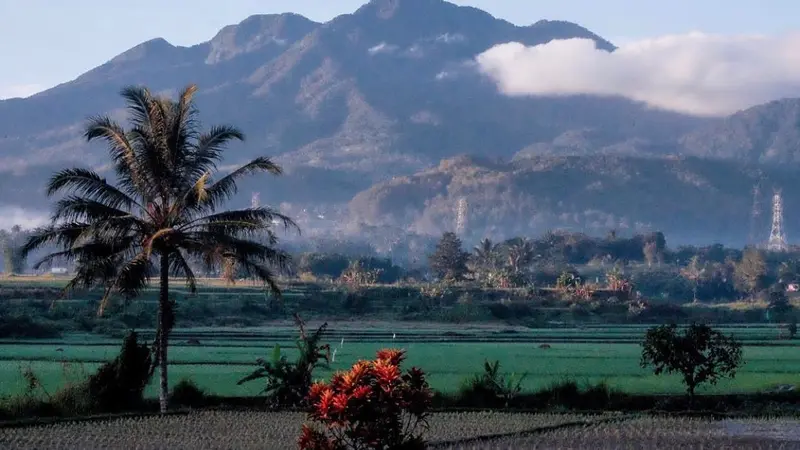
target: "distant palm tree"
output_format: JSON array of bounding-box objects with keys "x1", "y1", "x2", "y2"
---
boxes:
[
  {"x1": 21, "y1": 84, "x2": 296, "y2": 413},
  {"x1": 473, "y1": 238, "x2": 498, "y2": 270},
  {"x1": 506, "y1": 239, "x2": 535, "y2": 275}
]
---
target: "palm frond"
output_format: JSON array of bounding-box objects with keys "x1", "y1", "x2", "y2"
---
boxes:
[
  {"x1": 169, "y1": 250, "x2": 197, "y2": 294},
  {"x1": 193, "y1": 158, "x2": 282, "y2": 212},
  {"x1": 127, "y1": 125, "x2": 170, "y2": 202},
  {"x1": 85, "y1": 116, "x2": 145, "y2": 194},
  {"x1": 51, "y1": 196, "x2": 134, "y2": 223},
  {"x1": 184, "y1": 232, "x2": 292, "y2": 273},
  {"x1": 114, "y1": 251, "x2": 155, "y2": 300},
  {"x1": 181, "y1": 207, "x2": 297, "y2": 236},
  {"x1": 119, "y1": 86, "x2": 154, "y2": 129},
  {"x1": 46, "y1": 168, "x2": 141, "y2": 211},
  {"x1": 186, "y1": 125, "x2": 245, "y2": 179},
  {"x1": 232, "y1": 258, "x2": 282, "y2": 297},
  {"x1": 168, "y1": 85, "x2": 199, "y2": 172},
  {"x1": 20, "y1": 223, "x2": 90, "y2": 258},
  {"x1": 31, "y1": 237, "x2": 138, "y2": 271}
]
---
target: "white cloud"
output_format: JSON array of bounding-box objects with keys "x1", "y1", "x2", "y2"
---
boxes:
[
  {"x1": 0, "y1": 206, "x2": 49, "y2": 231},
  {"x1": 0, "y1": 83, "x2": 44, "y2": 100},
  {"x1": 368, "y1": 42, "x2": 397, "y2": 55},
  {"x1": 475, "y1": 32, "x2": 800, "y2": 116}
]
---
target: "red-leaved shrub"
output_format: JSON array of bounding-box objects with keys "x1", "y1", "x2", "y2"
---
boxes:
[{"x1": 298, "y1": 349, "x2": 432, "y2": 450}]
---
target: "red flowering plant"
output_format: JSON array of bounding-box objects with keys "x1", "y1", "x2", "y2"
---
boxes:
[{"x1": 298, "y1": 349, "x2": 433, "y2": 450}]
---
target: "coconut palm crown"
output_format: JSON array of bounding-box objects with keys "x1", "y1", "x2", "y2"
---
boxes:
[{"x1": 21, "y1": 84, "x2": 296, "y2": 413}]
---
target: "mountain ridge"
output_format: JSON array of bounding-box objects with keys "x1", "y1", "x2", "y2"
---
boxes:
[{"x1": 1, "y1": 0, "x2": 799, "y2": 245}]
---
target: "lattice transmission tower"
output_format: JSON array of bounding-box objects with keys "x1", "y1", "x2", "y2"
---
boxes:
[{"x1": 767, "y1": 189, "x2": 788, "y2": 252}]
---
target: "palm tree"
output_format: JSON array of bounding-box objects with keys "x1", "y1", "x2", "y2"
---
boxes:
[
  {"x1": 505, "y1": 238, "x2": 535, "y2": 275},
  {"x1": 21, "y1": 84, "x2": 296, "y2": 413},
  {"x1": 473, "y1": 238, "x2": 498, "y2": 270}
]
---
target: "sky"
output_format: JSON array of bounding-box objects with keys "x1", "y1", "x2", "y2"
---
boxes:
[{"x1": 1, "y1": 0, "x2": 799, "y2": 100}]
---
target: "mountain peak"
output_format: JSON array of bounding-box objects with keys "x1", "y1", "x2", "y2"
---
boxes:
[
  {"x1": 110, "y1": 37, "x2": 176, "y2": 64},
  {"x1": 206, "y1": 13, "x2": 319, "y2": 64},
  {"x1": 355, "y1": 0, "x2": 495, "y2": 22}
]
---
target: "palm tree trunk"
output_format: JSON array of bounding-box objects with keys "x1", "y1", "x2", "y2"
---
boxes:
[{"x1": 158, "y1": 252, "x2": 169, "y2": 414}]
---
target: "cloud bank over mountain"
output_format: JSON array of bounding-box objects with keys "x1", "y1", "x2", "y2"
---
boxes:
[{"x1": 476, "y1": 32, "x2": 800, "y2": 116}]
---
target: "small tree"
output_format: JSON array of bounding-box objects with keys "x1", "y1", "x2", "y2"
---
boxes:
[
  {"x1": 641, "y1": 323, "x2": 743, "y2": 401},
  {"x1": 428, "y1": 232, "x2": 469, "y2": 281},
  {"x1": 238, "y1": 315, "x2": 330, "y2": 407},
  {"x1": 734, "y1": 248, "x2": 767, "y2": 299},
  {"x1": 87, "y1": 330, "x2": 153, "y2": 412},
  {"x1": 680, "y1": 256, "x2": 705, "y2": 303},
  {"x1": 338, "y1": 260, "x2": 382, "y2": 287},
  {"x1": 767, "y1": 289, "x2": 793, "y2": 323}
]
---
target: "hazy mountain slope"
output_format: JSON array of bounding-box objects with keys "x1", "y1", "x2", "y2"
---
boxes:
[
  {"x1": 680, "y1": 98, "x2": 800, "y2": 164},
  {"x1": 348, "y1": 154, "x2": 790, "y2": 245},
  {"x1": 0, "y1": 0, "x2": 706, "y2": 198}
]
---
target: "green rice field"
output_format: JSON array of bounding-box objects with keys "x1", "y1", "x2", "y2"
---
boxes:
[{"x1": 0, "y1": 323, "x2": 797, "y2": 398}]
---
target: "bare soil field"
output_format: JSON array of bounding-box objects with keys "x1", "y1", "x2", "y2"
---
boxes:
[{"x1": 0, "y1": 412, "x2": 797, "y2": 449}]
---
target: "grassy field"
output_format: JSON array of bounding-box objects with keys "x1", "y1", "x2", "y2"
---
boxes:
[
  {"x1": 0, "y1": 411, "x2": 796, "y2": 449},
  {"x1": 0, "y1": 324, "x2": 797, "y2": 398}
]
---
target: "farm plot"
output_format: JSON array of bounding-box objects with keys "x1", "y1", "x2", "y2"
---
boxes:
[
  {"x1": 441, "y1": 417, "x2": 800, "y2": 449},
  {"x1": 0, "y1": 413, "x2": 797, "y2": 449},
  {"x1": 0, "y1": 411, "x2": 597, "y2": 449},
  {"x1": 0, "y1": 330, "x2": 797, "y2": 397}
]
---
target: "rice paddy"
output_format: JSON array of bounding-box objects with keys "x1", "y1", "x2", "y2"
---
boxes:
[{"x1": 0, "y1": 323, "x2": 798, "y2": 398}]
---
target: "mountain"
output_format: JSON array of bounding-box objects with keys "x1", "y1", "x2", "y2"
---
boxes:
[
  {"x1": 680, "y1": 99, "x2": 800, "y2": 164},
  {"x1": 0, "y1": 0, "x2": 704, "y2": 205},
  {"x1": 348, "y1": 154, "x2": 793, "y2": 245},
  {"x1": 1, "y1": 0, "x2": 799, "y2": 245}
]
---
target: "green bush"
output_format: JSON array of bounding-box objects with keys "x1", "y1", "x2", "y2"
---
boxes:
[
  {"x1": 86, "y1": 330, "x2": 153, "y2": 412},
  {"x1": 536, "y1": 380, "x2": 621, "y2": 409},
  {"x1": 170, "y1": 378, "x2": 206, "y2": 408},
  {"x1": 458, "y1": 360, "x2": 526, "y2": 408},
  {"x1": 0, "y1": 314, "x2": 62, "y2": 338},
  {"x1": 237, "y1": 315, "x2": 330, "y2": 407}
]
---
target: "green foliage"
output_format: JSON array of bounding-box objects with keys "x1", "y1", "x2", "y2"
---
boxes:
[
  {"x1": 458, "y1": 360, "x2": 527, "y2": 408},
  {"x1": 86, "y1": 330, "x2": 152, "y2": 412},
  {"x1": 297, "y1": 253, "x2": 351, "y2": 279},
  {"x1": 766, "y1": 289, "x2": 792, "y2": 322},
  {"x1": 237, "y1": 315, "x2": 330, "y2": 407},
  {"x1": 170, "y1": 378, "x2": 206, "y2": 408},
  {"x1": 338, "y1": 260, "x2": 381, "y2": 287},
  {"x1": 0, "y1": 314, "x2": 62, "y2": 338},
  {"x1": 428, "y1": 232, "x2": 470, "y2": 281},
  {"x1": 778, "y1": 259, "x2": 800, "y2": 284},
  {"x1": 734, "y1": 249, "x2": 768, "y2": 298},
  {"x1": 640, "y1": 323, "x2": 743, "y2": 399},
  {"x1": 1, "y1": 226, "x2": 29, "y2": 275},
  {"x1": 787, "y1": 319, "x2": 797, "y2": 340}
]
